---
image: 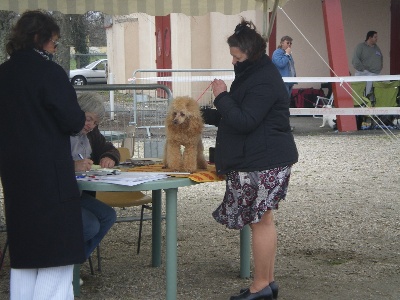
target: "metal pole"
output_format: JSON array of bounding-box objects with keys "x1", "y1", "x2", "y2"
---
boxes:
[
  {"x1": 240, "y1": 225, "x2": 251, "y2": 278},
  {"x1": 109, "y1": 73, "x2": 115, "y2": 120},
  {"x1": 266, "y1": 0, "x2": 279, "y2": 40}
]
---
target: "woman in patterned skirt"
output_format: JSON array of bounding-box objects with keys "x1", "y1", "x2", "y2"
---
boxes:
[{"x1": 202, "y1": 18, "x2": 298, "y2": 300}]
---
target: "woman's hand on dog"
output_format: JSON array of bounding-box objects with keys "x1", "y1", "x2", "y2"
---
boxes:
[{"x1": 212, "y1": 79, "x2": 227, "y2": 97}]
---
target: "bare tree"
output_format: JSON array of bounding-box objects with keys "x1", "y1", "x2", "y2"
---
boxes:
[
  {"x1": 85, "y1": 11, "x2": 106, "y2": 47},
  {"x1": 52, "y1": 11, "x2": 71, "y2": 74},
  {"x1": 0, "y1": 11, "x2": 17, "y2": 63},
  {"x1": 0, "y1": 10, "x2": 106, "y2": 72},
  {"x1": 67, "y1": 12, "x2": 106, "y2": 68},
  {"x1": 67, "y1": 13, "x2": 89, "y2": 68}
]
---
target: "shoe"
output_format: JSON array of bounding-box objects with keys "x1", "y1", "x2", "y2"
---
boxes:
[
  {"x1": 230, "y1": 285, "x2": 273, "y2": 300},
  {"x1": 79, "y1": 278, "x2": 84, "y2": 286},
  {"x1": 269, "y1": 282, "x2": 279, "y2": 299},
  {"x1": 240, "y1": 282, "x2": 278, "y2": 299}
]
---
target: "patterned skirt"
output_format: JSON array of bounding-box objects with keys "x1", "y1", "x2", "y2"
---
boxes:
[{"x1": 212, "y1": 165, "x2": 292, "y2": 230}]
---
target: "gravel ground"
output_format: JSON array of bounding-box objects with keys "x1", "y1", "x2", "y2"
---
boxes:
[{"x1": 1, "y1": 117, "x2": 400, "y2": 300}]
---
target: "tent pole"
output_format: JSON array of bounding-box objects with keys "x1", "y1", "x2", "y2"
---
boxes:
[
  {"x1": 265, "y1": 0, "x2": 279, "y2": 40},
  {"x1": 321, "y1": 0, "x2": 357, "y2": 131}
]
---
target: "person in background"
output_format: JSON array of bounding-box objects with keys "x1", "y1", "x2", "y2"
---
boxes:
[
  {"x1": 72, "y1": 92, "x2": 118, "y2": 261},
  {"x1": 272, "y1": 36, "x2": 296, "y2": 132},
  {"x1": 0, "y1": 10, "x2": 86, "y2": 299},
  {"x1": 352, "y1": 31, "x2": 383, "y2": 96},
  {"x1": 272, "y1": 35, "x2": 296, "y2": 96},
  {"x1": 202, "y1": 19, "x2": 298, "y2": 300}
]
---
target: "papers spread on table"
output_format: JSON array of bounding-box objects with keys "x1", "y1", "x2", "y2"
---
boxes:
[{"x1": 76, "y1": 172, "x2": 169, "y2": 186}]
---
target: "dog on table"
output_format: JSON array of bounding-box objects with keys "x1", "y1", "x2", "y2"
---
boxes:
[
  {"x1": 163, "y1": 96, "x2": 208, "y2": 173},
  {"x1": 320, "y1": 104, "x2": 337, "y2": 129}
]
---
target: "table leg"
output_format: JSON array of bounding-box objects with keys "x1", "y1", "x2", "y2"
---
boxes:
[
  {"x1": 240, "y1": 225, "x2": 251, "y2": 278},
  {"x1": 152, "y1": 189, "x2": 162, "y2": 267},
  {"x1": 165, "y1": 188, "x2": 178, "y2": 300},
  {"x1": 73, "y1": 264, "x2": 80, "y2": 296}
]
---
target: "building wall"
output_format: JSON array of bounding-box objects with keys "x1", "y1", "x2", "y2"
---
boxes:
[
  {"x1": 170, "y1": 14, "x2": 191, "y2": 69},
  {"x1": 208, "y1": 11, "x2": 262, "y2": 69},
  {"x1": 191, "y1": 14, "x2": 211, "y2": 69},
  {"x1": 106, "y1": 14, "x2": 156, "y2": 84},
  {"x1": 342, "y1": 0, "x2": 390, "y2": 75}
]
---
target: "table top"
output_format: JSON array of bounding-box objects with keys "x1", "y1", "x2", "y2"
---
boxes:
[{"x1": 77, "y1": 176, "x2": 196, "y2": 192}]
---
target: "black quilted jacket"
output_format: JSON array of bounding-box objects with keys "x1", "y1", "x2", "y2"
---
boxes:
[{"x1": 202, "y1": 54, "x2": 298, "y2": 174}]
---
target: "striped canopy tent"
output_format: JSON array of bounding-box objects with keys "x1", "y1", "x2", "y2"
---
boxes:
[
  {"x1": 0, "y1": 0, "x2": 288, "y2": 37},
  {"x1": 0, "y1": 0, "x2": 286, "y2": 16}
]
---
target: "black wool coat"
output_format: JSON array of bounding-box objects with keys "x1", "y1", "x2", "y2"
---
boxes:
[
  {"x1": 202, "y1": 54, "x2": 298, "y2": 174},
  {"x1": 0, "y1": 49, "x2": 86, "y2": 268}
]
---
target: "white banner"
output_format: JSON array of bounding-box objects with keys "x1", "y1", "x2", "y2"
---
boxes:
[{"x1": 290, "y1": 107, "x2": 400, "y2": 116}]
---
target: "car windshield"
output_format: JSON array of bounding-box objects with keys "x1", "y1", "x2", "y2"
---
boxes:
[{"x1": 84, "y1": 60, "x2": 105, "y2": 69}]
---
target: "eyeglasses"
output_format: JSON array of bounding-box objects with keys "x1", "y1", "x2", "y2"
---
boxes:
[{"x1": 50, "y1": 39, "x2": 59, "y2": 48}]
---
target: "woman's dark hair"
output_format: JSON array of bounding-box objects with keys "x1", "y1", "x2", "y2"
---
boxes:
[
  {"x1": 227, "y1": 18, "x2": 266, "y2": 62},
  {"x1": 6, "y1": 10, "x2": 60, "y2": 55},
  {"x1": 365, "y1": 31, "x2": 377, "y2": 41}
]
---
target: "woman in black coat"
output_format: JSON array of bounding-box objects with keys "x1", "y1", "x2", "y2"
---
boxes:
[
  {"x1": 203, "y1": 19, "x2": 298, "y2": 300},
  {"x1": 0, "y1": 10, "x2": 86, "y2": 299}
]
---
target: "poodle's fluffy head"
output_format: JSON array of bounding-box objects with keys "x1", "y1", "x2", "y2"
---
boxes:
[{"x1": 166, "y1": 96, "x2": 202, "y2": 126}]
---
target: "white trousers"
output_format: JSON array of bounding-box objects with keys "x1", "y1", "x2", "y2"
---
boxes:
[
  {"x1": 354, "y1": 70, "x2": 380, "y2": 96},
  {"x1": 10, "y1": 265, "x2": 74, "y2": 300}
]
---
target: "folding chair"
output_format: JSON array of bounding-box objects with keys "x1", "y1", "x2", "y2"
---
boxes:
[
  {"x1": 372, "y1": 81, "x2": 400, "y2": 107},
  {"x1": 370, "y1": 81, "x2": 400, "y2": 128},
  {"x1": 348, "y1": 81, "x2": 373, "y2": 130},
  {"x1": 351, "y1": 81, "x2": 371, "y2": 107},
  {"x1": 88, "y1": 147, "x2": 156, "y2": 273},
  {"x1": 313, "y1": 94, "x2": 333, "y2": 119}
]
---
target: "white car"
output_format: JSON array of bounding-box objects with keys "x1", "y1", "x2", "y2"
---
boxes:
[{"x1": 69, "y1": 59, "x2": 107, "y2": 85}]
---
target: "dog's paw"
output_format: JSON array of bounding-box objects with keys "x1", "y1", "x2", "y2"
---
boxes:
[
  {"x1": 198, "y1": 161, "x2": 208, "y2": 170},
  {"x1": 180, "y1": 166, "x2": 197, "y2": 173},
  {"x1": 319, "y1": 125, "x2": 324, "y2": 128}
]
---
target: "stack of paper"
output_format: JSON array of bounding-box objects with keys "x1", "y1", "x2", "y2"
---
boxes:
[{"x1": 77, "y1": 172, "x2": 169, "y2": 186}]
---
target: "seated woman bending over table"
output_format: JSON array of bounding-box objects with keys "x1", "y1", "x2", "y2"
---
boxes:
[{"x1": 71, "y1": 91, "x2": 119, "y2": 259}]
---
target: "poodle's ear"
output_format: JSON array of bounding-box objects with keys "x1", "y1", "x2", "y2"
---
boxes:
[
  {"x1": 187, "y1": 99, "x2": 202, "y2": 117},
  {"x1": 165, "y1": 107, "x2": 174, "y2": 125},
  {"x1": 188, "y1": 114, "x2": 204, "y2": 133}
]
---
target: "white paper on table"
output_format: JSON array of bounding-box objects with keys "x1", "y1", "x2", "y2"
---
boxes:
[{"x1": 77, "y1": 172, "x2": 169, "y2": 186}]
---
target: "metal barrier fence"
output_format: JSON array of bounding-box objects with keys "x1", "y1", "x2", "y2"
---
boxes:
[
  {"x1": 75, "y1": 84, "x2": 172, "y2": 159},
  {"x1": 131, "y1": 68, "x2": 234, "y2": 108}
]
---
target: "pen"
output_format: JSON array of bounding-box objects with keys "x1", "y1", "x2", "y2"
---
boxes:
[{"x1": 78, "y1": 154, "x2": 84, "y2": 160}]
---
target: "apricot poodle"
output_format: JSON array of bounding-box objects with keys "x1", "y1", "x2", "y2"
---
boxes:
[{"x1": 163, "y1": 96, "x2": 208, "y2": 173}]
